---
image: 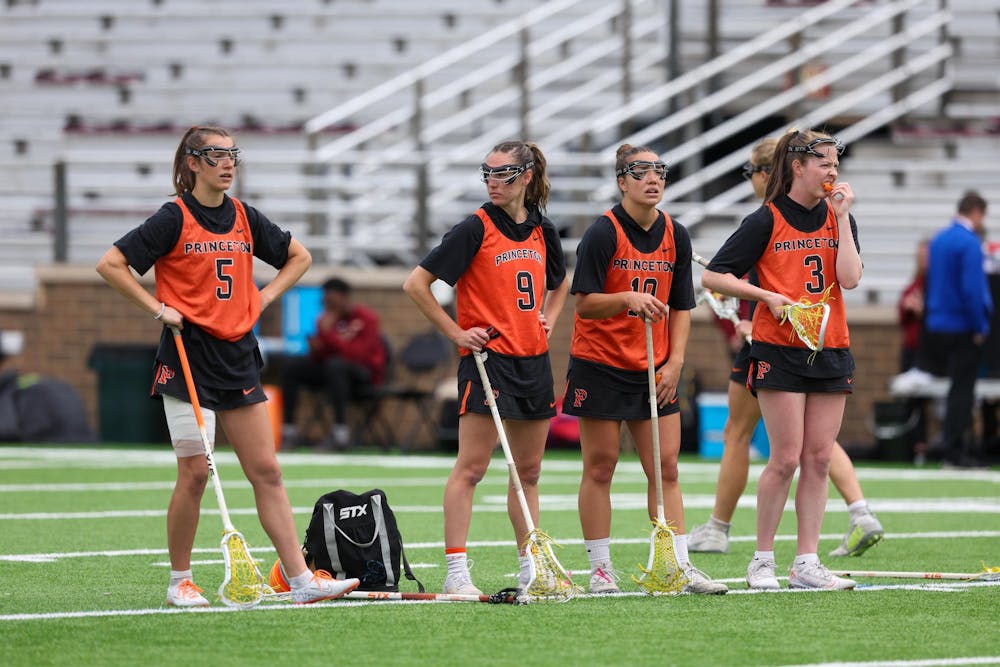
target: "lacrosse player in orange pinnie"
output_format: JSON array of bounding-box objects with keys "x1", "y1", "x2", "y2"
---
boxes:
[{"x1": 702, "y1": 128, "x2": 863, "y2": 591}]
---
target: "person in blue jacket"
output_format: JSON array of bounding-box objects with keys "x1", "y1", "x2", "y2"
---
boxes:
[{"x1": 922, "y1": 190, "x2": 991, "y2": 468}]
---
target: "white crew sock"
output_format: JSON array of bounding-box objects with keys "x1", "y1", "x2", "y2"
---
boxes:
[{"x1": 584, "y1": 537, "x2": 611, "y2": 569}]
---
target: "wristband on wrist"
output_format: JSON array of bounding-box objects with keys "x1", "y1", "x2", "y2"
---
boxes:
[{"x1": 153, "y1": 303, "x2": 166, "y2": 320}]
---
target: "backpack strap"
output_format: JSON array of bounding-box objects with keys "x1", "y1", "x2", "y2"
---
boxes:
[{"x1": 400, "y1": 547, "x2": 424, "y2": 592}]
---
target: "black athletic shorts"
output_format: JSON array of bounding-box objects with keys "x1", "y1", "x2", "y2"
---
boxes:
[
  {"x1": 152, "y1": 361, "x2": 267, "y2": 411},
  {"x1": 730, "y1": 342, "x2": 752, "y2": 385},
  {"x1": 748, "y1": 359, "x2": 853, "y2": 395},
  {"x1": 561, "y1": 377, "x2": 680, "y2": 420},
  {"x1": 457, "y1": 379, "x2": 556, "y2": 420}
]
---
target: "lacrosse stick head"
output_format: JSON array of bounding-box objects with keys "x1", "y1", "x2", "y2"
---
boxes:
[
  {"x1": 519, "y1": 530, "x2": 580, "y2": 603},
  {"x1": 698, "y1": 288, "x2": 740, "y2": 322},
  {"x1": 632, "y1": 520, "x2": 688, "y2": 595},
  {"x1": 781, "y1": 301, "x2": 830, "y2": 354},
  {"x1": 218, "y1": 530, "x2": 265, "y2": 608},
  {"x1": 976, "y1": 562, "x2": 1000, "y2": 582}
]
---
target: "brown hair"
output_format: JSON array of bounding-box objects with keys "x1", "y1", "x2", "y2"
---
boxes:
[
  {"x1": 614, "y1": 143, "x2": 660, "y2": 194},
  {"x1": 764, "y1": 128, "x2": 835, "y2": 203},
  {"x1": 957, "y1": 190, "x2": 987, "y2": 216},
  {"x1": 172, "y1": 125, "x2": 234, "y2": 196},
  {"x1": 489, "y1": 140, "x2": 550, "y2": 210}
]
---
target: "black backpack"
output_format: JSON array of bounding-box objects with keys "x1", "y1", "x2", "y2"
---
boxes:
[{"x1": 302, "y1": 488, "x2": 423, "y2": 592}]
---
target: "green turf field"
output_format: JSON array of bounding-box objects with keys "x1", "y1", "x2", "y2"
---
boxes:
[{"x1": 1, "y1": 445, "x2": 997, "y2": 667}]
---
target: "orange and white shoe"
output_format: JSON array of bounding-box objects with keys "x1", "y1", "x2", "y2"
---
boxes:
[
  {"x1": 291, "y1": 569, "x2": 360, "y2": 605},
  {"x1": 166, "y1": 579, "x2": 210, "y2": 607}
]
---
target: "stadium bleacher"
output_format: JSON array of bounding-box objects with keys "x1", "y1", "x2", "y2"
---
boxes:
[{"x1": 0, "y1": 0, "x2": 997, "y2": 305}]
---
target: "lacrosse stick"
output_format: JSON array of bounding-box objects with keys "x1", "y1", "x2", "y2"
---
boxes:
[
  {"x1": 697, "y1": 288, "x2": 751, "y2": 344},
  {"x1": 170, "y1": 327, "x2": 265, "y2": 608},
  {"x1": 780, "y1": 284, "x2": 834, "y2": 362},
  {"x1": 831, "y1": 562, "x2": 1000, "y2": 582},
  {"x1": 692, "y1": 251, "x2": 751, "y2": 343},
  {"x1": 632, "y1": 319, "x2": 688, "y2": 595},
  {"x1": 472, "y1": 347, "x2": 578, "y2": 603},
  {"x1": 263, "y1": 588, "x2": 518, "y2": 604}
]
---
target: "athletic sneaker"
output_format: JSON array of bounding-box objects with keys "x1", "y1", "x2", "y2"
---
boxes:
[
  {"x1": 588, "y1": 562, "x2": 621, "y2": 594},
  {"x1": 443, "y1": 571, "x2": 484, "y2": 596},
  {"x1": 746, "y1": 557, "x2": 781, "y2": 590},
  {"x1": 165, "y1": 579, "x2": 210, "y2": 607},
  {"x1": 829, "y1": 512, "x2": 884, "y2": 557},
  {"x1": 681, "y1": 563, "x2": 728, "y2": 595},
  {"x1": 788, "y1": 560, "x2": 856, "y2": 590},
  {"x1": 291, "y1": 569, "x2": 361, "y2": 604},
  {"x1": 688, "y1": 522, "x2": 730, "y2": 554}
]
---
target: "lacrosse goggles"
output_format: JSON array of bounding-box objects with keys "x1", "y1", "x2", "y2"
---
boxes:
[
  {"x1": 480, "y1": 161, "x2": 534, "y2": 185},
  {"x1": 787, "y1": 137, "x2": 845, "y2": 159},
  {"x1": 741, "y1": 161, "x2": 771, "y2": 180},
  {"x1": 187, "y1": 145, "x2": 242, "y2": 167},
  {"x1": 616, "y1": 160, "x2": 668, "y2": 181}
]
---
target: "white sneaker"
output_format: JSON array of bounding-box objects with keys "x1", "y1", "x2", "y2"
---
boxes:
[
  {"x1": 829, "y1": 512, "x2": 884, "y2": 557},
  {"x1": 688, "y1": 522, "x2": 730, "y2": 554},
  {"x1": 788, "y1": 560, "x2": 857, "y2": 590},
  {"x1": 588, "y1": 562, "x2": 621, "y2": 594},
  {"x1": 291, "y1": 569, "x2": 360, "y2": 604},
  {"x1": 165, "y1": 579, "x2": 210, "y2": 607},
  {"x1": 443, "y1": 571, "x2": 484, "y2": 596},
  {"x1": 746, "y1": 557, "x2": 781, "y2": 590},
  {"x1": 681, "y1": 563, "x2": 728, "y2": 595}
]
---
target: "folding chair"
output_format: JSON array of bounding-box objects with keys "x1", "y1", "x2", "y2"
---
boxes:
[{"x1": 362, "y1": 330, "x2": 454, "y2": 450}]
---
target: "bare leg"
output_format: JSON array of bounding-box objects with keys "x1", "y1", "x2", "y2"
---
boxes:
[
  {"x1": 503, "y1": 418, "x2": 550, "y2": 544},
  {"x1": 829, "y1": 442, "x2": 864, "y2": 506},
  {"x1": 712, "y1": 381, "x2": 761, "y2": 522},
  {"x1": 755, "y1": 390, "x2": 805, "y2": 552},
  {"x1": 578, "y1": 418, "x2": 621, "y2": 540},
  {"x1": 627, "y1": 412, "x2": 684, "y2": 532},
  {"x1": 443, "y1": 413, "x2": 495, "y2": 549},
  {"x1": 167, "y1": 454, "x2": 208, "y2": 571},
  {"x1": 795, "y1": 393, "x2": 845, "y2": 554},
  {"x1": 218, "y1": 404, "x2": 310, "y2": 575}
]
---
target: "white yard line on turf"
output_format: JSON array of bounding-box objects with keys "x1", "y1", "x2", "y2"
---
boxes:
[
  {"x1": 777, "y1": 657, "x2": 1000, "y2": 666},
  {"x1": 3, "y1": 530, "x2": 999, "y2": 563},
  {"x1": 0, "y1": 446, "x2": 997, "y2": 482},
  {"x1": 2, "y1": 582, "x2": 998, "y2": 623},
  {"x1": 4, "y1": 495, "x2": 1000, "y2": 521}
]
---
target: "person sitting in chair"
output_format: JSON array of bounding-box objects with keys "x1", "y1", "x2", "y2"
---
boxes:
[{"x1": 281, "y1": 277, "x2": 386, "y2": 450}]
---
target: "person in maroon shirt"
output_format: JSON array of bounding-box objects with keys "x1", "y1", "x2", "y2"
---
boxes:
[
  {"x1": 281, "y1": 277, "x2": 387, "y2": 449},
  {"x1": 898, "y1": 239, "x2": 928, "y2": 372}
]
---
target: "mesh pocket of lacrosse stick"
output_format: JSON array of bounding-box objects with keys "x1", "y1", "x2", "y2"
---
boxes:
[
  {"x1": 219, "y1": 530, "x2": 266, "y2": 608},
  {"x1": 520, "y1": 529, "x2": 580, "y2": 602},
  {"x1": 780, "y1": 285, "x2": 834, "y2": 363},
  {"x1": 632, "y1": 520, "x2": 688, "y2": 595}
]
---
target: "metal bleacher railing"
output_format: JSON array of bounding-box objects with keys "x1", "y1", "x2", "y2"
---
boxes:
[{"x1": 10, "y1": 0, "x2": 997, "y2": 307}]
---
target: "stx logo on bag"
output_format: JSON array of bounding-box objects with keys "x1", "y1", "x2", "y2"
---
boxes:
[
  {"x1": 339, "y1": 504, "x2": 368, "y2": 520},
  {"x1": 303, "y1": 488, "x2": 423, "y2": 593}
]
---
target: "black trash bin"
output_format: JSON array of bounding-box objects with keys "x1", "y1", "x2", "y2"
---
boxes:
[
  {"x1": 88, "y1": 344, "x2": 169, "y2": 444},
  {"x1": 871, "y1": 400, "x2": 920, "y2": 462}
]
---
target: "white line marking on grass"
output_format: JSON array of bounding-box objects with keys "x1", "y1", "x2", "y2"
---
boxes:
[
  {"x1": 2, "y1": 446, "x2": 995, "y2": 481},
  {"x1": 776, "y1": 656, "x2": 1000, "y2": 666},
  {"x1": 2, "y1": 581, "x2": 997, "y2": 624},
  {"x1": 4, "y1": 495, "x2": 999, "y2": 521},
  {"x1": 4, "y1": 531, "x2": 999, "y2": 563}
]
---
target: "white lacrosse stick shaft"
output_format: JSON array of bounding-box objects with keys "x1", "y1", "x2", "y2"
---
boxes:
[
  {"x1": 472, "y1": 349, "x2": 536, "y2": 532},
  {"x1": 644, "y1": 320, "x2": 666, "y2": 524}
]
